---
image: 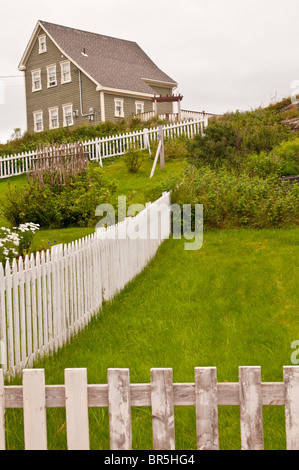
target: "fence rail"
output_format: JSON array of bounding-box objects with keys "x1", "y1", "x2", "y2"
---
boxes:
[
  {"x1": 0, "y1": 192, "x2": 171, "y2": 377},
  {"x1": 1, "y1": 365, "x2": 299, "y2": 450},
  {"x1": 0, "y1": 119, "x2": 207, "y2": 179}
]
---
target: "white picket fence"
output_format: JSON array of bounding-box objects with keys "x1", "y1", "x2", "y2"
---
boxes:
[
  {"x1": 0, "y1": 118, "x2": 207, "y2": 179},
  {"x1": 0, "y1": 192, "x2": 171, "y2": 377},
  {"x1": 1, "y1": 365, "x2": 299, "y2": 450}
]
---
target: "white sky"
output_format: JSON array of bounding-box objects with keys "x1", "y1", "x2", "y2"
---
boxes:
[{"x1": 0, "y1": 0, "x2": 298, "y2": 143}]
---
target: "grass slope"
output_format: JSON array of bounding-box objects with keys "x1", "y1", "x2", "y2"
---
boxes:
[{"x1": 5, "y1": 227, "x2": 299, "y2": 450}]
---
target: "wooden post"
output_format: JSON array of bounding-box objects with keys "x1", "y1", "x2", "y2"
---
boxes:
[
  {"x1": 239, "y1": 366, "x2": 264, "y2": 450},
  {"x1": 150, "y1": 126, "x2": 164, "y2": 178},
  {"x1": 159, "y1": 125, "x2": 164, "y2": 170}
]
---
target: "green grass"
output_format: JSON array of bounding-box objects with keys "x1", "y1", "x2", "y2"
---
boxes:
[{"x1": 4, "y1": 227, "x2": 299, "y2": 450}]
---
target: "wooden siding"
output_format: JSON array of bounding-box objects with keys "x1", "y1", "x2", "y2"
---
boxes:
[
  {"x1": 103, "y1": 92, "x2": 153, "y2": 122},
  {"x1": 24, "y1": 27, "x2": 101, "y2": 132}
]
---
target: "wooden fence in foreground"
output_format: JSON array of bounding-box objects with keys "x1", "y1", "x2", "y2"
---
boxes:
[
  {"x1": 1, "y1": 365, "x2": 299, "y2": 450},
  {"x1": 0, "y1": 193, "x2": 171, "y2": 377}
]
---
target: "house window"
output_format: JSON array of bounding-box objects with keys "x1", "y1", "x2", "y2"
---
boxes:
[
  {"x1": 61, "y1": 61, "x2": 71, "y2": 84},
  {"x1": 114, "y1": 98, "x2": 124, "y2": 118},
  {"x1": 47, "y1": 65, "x2": 57, "y2": 87},
  {"x1": 33, "y1": 111, "x2": 43, "y2": 132},
  {"x1": 49, "y1": 107, "x2": 59, "y2": 129},
  {"x1": 62, "y1": 104, "x2": 73, "y2": 127},
  {"x1": 32, "y1": 69, "x2": 42, "y2": 92},
  {"x1": 135, "y1": 101, "x2": 144, "y2": 114},
  {"x1": 38, "y1": 35, "x2": 47, "y2": 54}
]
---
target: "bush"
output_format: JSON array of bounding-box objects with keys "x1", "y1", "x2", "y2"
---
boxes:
[
  {"x1": 172, "y1": 165, "x2": 299, "y2": 230},
  {"x1": 187, "y1": 108, "x2": 293, "y2": 169},
  {"x1": 1, "y1": 164, "x2": 118, "y2": 229},
  {"x1": 0, "y1": 223, "x2": 39, "y2": 265},
  {"x1": 123, "y1": 146, "x2": 149, "y2": 173}
]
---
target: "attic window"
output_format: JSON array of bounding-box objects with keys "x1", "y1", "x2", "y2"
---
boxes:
[{"x1": 38, "y1": 35, "x2": 47, "y2": 54}]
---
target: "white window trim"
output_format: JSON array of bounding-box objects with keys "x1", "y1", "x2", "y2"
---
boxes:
[
  {"x1": 114, "y1": 98, "x2": 124, "y2": 118},
  {"x1": 47, "y1": 64, "x2": 57, "y2": 88},
  {"x1": 62, "y1": 103, "x2": 74, "y2": 127},
  {"x1": 60, "y1": 61, "x2": 71, "y2": 84},
  {"x1": 33, "y1": 110, "x2": 43, "y2": 132},
  {"x1": 48, "y1": 107, "x2": 59, "y2": 130},
  {"x1": 135, "y1": 101, "x2": 144, "y2": 114},
  {"x1": 31, "y1": 69, "x2": 42, "y2": 92},
  {"x1": 38, "y1": 35, "x2": 47, "y2": 54}
]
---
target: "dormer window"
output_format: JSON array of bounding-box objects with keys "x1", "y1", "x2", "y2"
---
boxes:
[
  {"x1": 32, "y1": 69, "x2": 42, "y2": 92},
  {"x1": 61, "y1": 61, "x2": 71, "y2": 84},
  {"x1": 38, "y1": 35, "x2": 47, "y2": 54},
  {"x1": 47, "y1": 65, "x2": 57, "y2": 87}
]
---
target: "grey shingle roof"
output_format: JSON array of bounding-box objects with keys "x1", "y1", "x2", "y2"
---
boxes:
[{"x1": 39, "y1": 21, "x2": 177, "y2": 94}]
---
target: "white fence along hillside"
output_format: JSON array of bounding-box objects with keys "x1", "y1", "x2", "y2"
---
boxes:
[
  {"x1": 0, "y1": 118, "x2": 207, "y2": 179},
  {"x1": 0, "y1": 192, "x2": 171, "y2": 377}
]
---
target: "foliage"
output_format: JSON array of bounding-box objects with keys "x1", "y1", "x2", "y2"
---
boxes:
[
  {"x1": 0, "y1": 164, "x2": 118, "y2": 229},
  {"x1": 123, "y1": 146, "x2": 149, "y2": 173},
  {"x1": 172, "y1": 165, "x2": 299, "y2": 230},
  {"x1": 187, "y1": 108, "x2": 293, "y2": 169},
  {"x1": 0, "y1": 223, "x2": 39, "y2": 264},
  {"x1": 0, "y1": 116, "x2": 167, "y2": 157}
]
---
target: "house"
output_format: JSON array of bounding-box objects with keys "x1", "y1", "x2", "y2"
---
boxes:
[{"x1": 18, "y1": 20, "x2": 179, "y2": 133}]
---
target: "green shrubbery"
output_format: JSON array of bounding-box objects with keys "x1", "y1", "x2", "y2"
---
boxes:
[
  {"x1": 173, "y1": 101, "x2": 299, "y2": 230},
  {"x1": 172, "y1": 165, "x2": 299, "y2": 229},
  {"x1": 1, "y1": 164, "x2": 118, "y2": 229},
  {"x1": 124, "y1": 146, "x2": 149, "y2": 173},
  {"x1": 0, "y1": 117, "x2": 167, "y2": 157},
  {"x1": 187, "y1": 109, "x2": 292, "y2": 169},
  {"x1": 0, "y1": 223, "x2": 40, "y2": 264}
]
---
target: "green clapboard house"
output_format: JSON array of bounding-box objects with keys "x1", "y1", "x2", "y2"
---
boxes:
[{"x1": 18, "y1": 20, "x2": 178, "y2": 133}]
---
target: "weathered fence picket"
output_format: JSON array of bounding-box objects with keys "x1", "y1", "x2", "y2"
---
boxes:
[
  {"x1": 0, "y1": 192, "x2": 171, "y2": 376},
  {"x1": 1, "y1": 365, "x2": 299, "y2": 450},
  {"x1": 0, "y1": 118, "x2": 209, "y2": 178}
]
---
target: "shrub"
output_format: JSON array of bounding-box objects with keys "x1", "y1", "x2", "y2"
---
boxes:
[
  {"x1": 187, "y1": 108, "x2": 293, "y2": 169},
  {"x1": 123, "y1": 146, "x2": 149, "y2": 173},
  {"x1": 172, "y1": 164, "x2": 299, "y2": 230},
  {"x1": 0, "y1": 223, "x2": 40, "y2": 265},
  {"x1": 1, "y1": 164, "x2": 118, "y2": 229}
]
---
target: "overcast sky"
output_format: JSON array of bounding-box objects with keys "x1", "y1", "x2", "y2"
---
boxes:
[{"x1": 0, "y1": 0, "x2": 298, "y2": 143}]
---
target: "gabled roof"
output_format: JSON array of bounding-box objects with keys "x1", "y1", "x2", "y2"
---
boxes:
[{"x1": 18, "y1": 20, "x2": 178, "y2": 96}]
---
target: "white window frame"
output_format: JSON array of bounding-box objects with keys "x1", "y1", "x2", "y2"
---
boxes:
[
  {"x1": 60, "y1": 61, "x2": 71, "y2": 84},
  {"x1": 135, "y1": 101, "x2": 144, "y2": 114},
  {"x1": 47, "y1": 65, "x2": 57, "y2": 88},
  {"x1": 62, "y1": 103, "x2": 74, "y2": 127},
  {"x1": 48, "y1": 107, "x2": 59, "y2": 129},
  {"x1": 38, "y1": 35, "x2": 47, "y2": 54},
  {"x1": 33, "y1": 111, "x2": 43, "y2": 132},
  {"x1": 114, "y1": 98, "x2": 124, "y2": 118},
  {"x1": 31, "y1": 69, "x2": 42, "y2": 92}
]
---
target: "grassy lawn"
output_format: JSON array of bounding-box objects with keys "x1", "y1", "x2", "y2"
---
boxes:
[{"x1": 4, "y1": 227, "x2": 299, "y2": 450}]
